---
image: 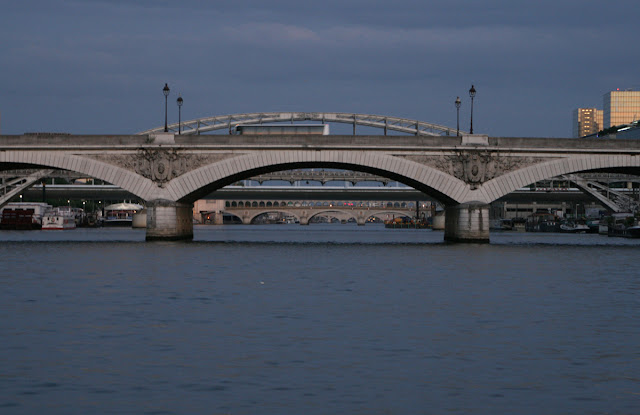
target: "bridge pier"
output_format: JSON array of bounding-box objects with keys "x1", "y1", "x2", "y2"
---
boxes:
[
  {"x1": 146, "y1": 199, "x2": 193, "y2": 241},
  {"x1": 444, "y1": 202, "x2": 490, "y2": 243}
]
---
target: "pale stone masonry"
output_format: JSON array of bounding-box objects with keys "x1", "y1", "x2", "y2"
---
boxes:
[
  {"x1": 146, "y1": 200, "x2": 193, "y2": 241},
  {"x1": 3, "y1": 132, "x2": 640, "y2": 242}
]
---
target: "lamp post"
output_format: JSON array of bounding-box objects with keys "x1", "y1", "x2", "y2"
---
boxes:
[
  {"x1": 177, "y1": 95, "x2": 183, "y2": 135},
  {"x1": 455, "y1": 96, "x2": 461, "y2": 136},
  {"x1": 469, "y1": 84, "x2": 476, "y2": 134},
  {"x1": 163, "y1": 83, "x2": 170, "y2": 132}
]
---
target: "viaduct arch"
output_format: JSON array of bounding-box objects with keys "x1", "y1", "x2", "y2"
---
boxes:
[
  {"x1": 167, "y1": 153, "x2": 464, "y2": 206},
  {"x1": 225, "y1": 207, "x2": 417, "y2": 225}
]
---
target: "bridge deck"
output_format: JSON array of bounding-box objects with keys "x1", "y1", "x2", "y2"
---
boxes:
[
  {"x1": 3, "y1": 132, "x2": 640, "y2": 241},
  {"x1": 4, "y1": 134, "x2": 640, "y2": 153}
]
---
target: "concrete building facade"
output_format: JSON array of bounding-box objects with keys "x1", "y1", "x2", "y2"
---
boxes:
[
  {"x1": 604, "y1": 90, "x2": 640, "y2": 128},
  {"x1": 573, "y1": 108, "x2": 603, "y2": 137}
]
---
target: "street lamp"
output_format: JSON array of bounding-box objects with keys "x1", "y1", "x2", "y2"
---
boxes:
[
  {"x1": 455, "y1": 96, "x2": 461, "y2": 136},
  {"x1": 469, "y1": 84, "x2": 476, "y2": 134},
  {"x1": 163, "y1": 83, "x2": 170, "y2": 132},
  {"x1": 176, "y1": 95, "x2": 183, "y2": 135}
]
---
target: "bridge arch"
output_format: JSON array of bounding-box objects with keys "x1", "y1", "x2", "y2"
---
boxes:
[
  {"x1": 219, "y1": 210, "x2": 243, "y2": 223},
  {"x1": 238, "y1": 208, "x2": 416, "y2": 225},
  {"x1": 139, "y1": 112, "x2": 457, "y2": 137},
  {"x1": 237, "y1": 209, "x2": 303, "y2": 225},
  {"x1": 483, "y1": 154, "x2": 640, "y2": 202},
  {"x1": 167, "y1": 151, "x2": 467, "y2": 206},
  {"x1": 0, "y1": 152, "x2": 155, "y2": 200},
  {"x1": 364, "y1": 210, "x2": 417, "y2": 221},
  {"x1": 306, "y1": 209, "x2": 358, "y2": 223}
]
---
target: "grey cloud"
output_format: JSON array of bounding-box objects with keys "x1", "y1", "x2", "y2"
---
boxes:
[{"x1": 0, "y1": 0, "x2": 639, "y2": 136}]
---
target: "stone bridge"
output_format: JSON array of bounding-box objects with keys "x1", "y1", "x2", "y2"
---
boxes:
[
  {"x1": 219, "y1": 200, "x2": 420, "y2": 225},
  {"x1": 2, "y1": 132, "x2": 640, "y2": 242}
]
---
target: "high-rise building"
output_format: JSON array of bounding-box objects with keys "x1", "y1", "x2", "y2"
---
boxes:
[
  {"x1": 603, "y1": 90, "x2": 640, "y2": 128},
  {"x1": 573, "y1": 108, "x2": 602, "y2": 137}
]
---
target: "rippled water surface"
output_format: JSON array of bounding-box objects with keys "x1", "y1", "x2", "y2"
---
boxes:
[{"x1": 1, "y1": 224, "x2": 639, "y2": 414}]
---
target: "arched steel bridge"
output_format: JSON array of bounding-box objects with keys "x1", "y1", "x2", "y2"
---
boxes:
[{"x1": 138, "y1": 112, "x2": 457, "y2": 137}]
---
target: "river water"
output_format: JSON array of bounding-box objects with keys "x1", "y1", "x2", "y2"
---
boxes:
[{"x1": 1, "y1": 224, "x2": 639, "y2": 415}]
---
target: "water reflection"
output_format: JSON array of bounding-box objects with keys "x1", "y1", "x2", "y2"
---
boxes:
[{"x1": 1, "y1": 224, "x2": 639, "y2": 414}]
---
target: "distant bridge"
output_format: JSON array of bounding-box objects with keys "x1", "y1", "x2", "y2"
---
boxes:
[
  {"x1": 14, "y1": 183, "x2": 615, "y2": 208},
  {"x1": 139, "y1": 112, "x2": 458, "y2": 137},
  {"x1": 217, "y1": 200, "x2": 421, "y2": 225}
]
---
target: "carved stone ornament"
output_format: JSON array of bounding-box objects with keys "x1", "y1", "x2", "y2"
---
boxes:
[
  {"x1": 134, "y1": 148, "x2": 185, "y2": 187},
  {"x1": 450, "y1": 151, "x2": 496, "y2": 189},
  {"x1": 402, "y1": 152, "x2": 552, "y2": 190},
  {"x1": 86, "y1": 151, "x2": 239, "y2": 187}
]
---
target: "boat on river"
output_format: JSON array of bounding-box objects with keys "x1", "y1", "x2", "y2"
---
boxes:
[
  {"x1": 606, "y1": 214, "x2": 639, "y2": 238},
  {"x1": 608, "y1": 222, "x2": 640, "y2": 238},
  {"x1": 559, "y1": 220, "x2": 591, "y2": 233},
  {"x1": 384, "y1": 217, "x2": 429, "y2": 229},
  {"x1": 525, "y1": 213, "x2": 560, "y2": 232},
  {"x1": 624, "y1": 225, "x2": 640, "y2": 238},
  {"x1": 490, "y1": 218, "x2": 514, "y2": 231},
  {"x1": 103, "y1": 203, "x2": 144, "y2": 227},
  {"x1": 0, "y1": 202, "x2": 51, "y2": 230},
  {"x1": 42, "y1": 207, "x2": 76, "y2": 230}
]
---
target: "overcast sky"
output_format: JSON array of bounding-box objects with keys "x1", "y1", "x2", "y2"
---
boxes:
[{"x1": 1, "y1": 0, "x2": 638, "y2": 137}]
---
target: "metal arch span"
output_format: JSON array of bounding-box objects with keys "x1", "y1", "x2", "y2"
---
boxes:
[{"x1": 138, "y1": 112, "x2": 457, "y2": 137}]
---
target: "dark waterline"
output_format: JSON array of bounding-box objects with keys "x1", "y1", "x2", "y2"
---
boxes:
[{"x1": 1, "y1": 224, "x2": 639, "y2": 414}]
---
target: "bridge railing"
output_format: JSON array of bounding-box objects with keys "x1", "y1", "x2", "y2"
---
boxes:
[
  {"x1": 138, "y1": 112, "x2": 457, "y2": 137},
  {"x1": 247, "y1": 170, "x2": 393, "y2": 185}
]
